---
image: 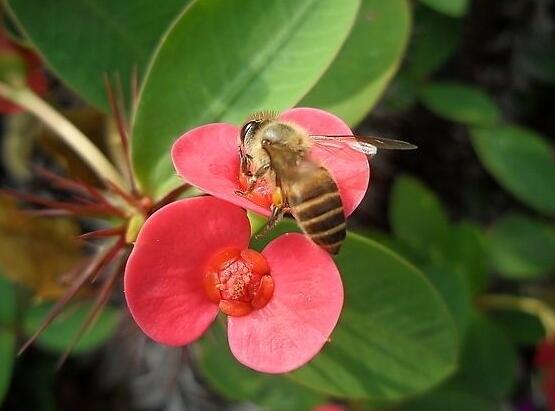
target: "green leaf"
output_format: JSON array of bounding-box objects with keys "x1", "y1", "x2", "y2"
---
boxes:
[
  {"x1": 444, "y1": 222, "x2": 489, "y2": 296},
  {"x1": 0, "y1": 329, "x2": 15, "y2": 405},
  {"x1": 290, "y1": 232, "x2": 458, "y2": 401},
  {"x1": 353, "y1": 228, "x2": 410, "y2": 255},
  {"x1": 486, "y1": 213, "x2": 555, "y2": 279},
  {"x1": 405, "y1": 6, "x2": 461, "y2": 79},
  {"x1": 419, "y1": 0, "x2": 470, "y2": 17},
  {"x1": 197, "y1": 323, "x2": 322, "y2": 411},
  {"x1": 253, "y1": 222, "x2": 458, "y2": 401},
  {"x1": 470, "y1": 125, "x2": 555, "y2": 215},
  {"x1": 0, "y1": 276, "x2": 17, "y2": 327},
  {"x1": 23, "y1": 302, "x2": 121, "y2": 354},
  {"x1": 131, "y1": 0, "x2": 361, "y2": 197},
  {"x1": 420, "y1": 264, "x2": 470, "y2": 336},
  {"x1": 490, "y1": 310, "x2": 544, "y2": 347},
  {"x1": 299, "y1": 0, "x2": 410, "y2": 126},
  {"x1": 398, "y1": 389, "x2": 501, "y2": 411},
  {"x1": 420, "y1": 82, "x2": 501, "y2": 127},
  {"x1": 390, "y1": 176, "x2": 450, "y2": 259},
  {"x1": 382, "y1": 72, "x2": 419, "y2": 112},
  {"x1": 7, "y1": 0, "x2": 188, "y2": 110},
  {"x1": 447, "y1": 312, "x2": 517, "y2": 401}
]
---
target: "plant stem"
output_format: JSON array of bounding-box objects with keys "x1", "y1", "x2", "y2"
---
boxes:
[
  {"x1": 479, "y1": 293, "x2": 555, "y2": 335},
  {"x1": 0, "y1": 82, "x2": 127, "y2": 188}
]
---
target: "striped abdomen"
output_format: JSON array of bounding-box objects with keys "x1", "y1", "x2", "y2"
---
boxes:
[{"x1": 286, "y1": 167, "x2": 346, "y2": 254}]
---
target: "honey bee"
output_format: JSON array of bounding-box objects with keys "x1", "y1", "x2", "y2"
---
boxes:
[{"x1": 237, "y1": 111, "x2": 416, "y2": 254}]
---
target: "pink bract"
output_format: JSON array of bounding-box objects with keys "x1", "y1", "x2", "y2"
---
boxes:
[
  {"x1": 171, "y1": 107, "x2": 370, "y2": 217},
  {"x1": 312, "y1": 405, "x2": 347, "y2": 411},
  {"x1": 124, "y1": 196, "x2": 343, "y2": 373}
]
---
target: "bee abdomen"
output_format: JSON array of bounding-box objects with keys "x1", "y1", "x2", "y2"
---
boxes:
[{"x1": 288, "y1": 169, "x2": 346, "y2": 254}]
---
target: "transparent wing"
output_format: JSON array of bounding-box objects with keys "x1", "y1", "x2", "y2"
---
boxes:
[{"x1": 311, "y1": 135, "x2": 417, "y2": 156}]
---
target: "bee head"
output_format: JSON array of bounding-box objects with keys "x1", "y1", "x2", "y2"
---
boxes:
[
  {"x1": 240, "y1": 111, "x2": 279, "y2": 145},
  {"x1": 239, "y1": 120, "x2": 261, "y2": 145}
]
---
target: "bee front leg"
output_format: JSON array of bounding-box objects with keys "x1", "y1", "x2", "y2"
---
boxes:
[
  {"x1": 235, "y1": 163, "x2": 271, "y2": 196},
  {"x1": 239, "y1": 148, "x2": 253, "y2": 178}
]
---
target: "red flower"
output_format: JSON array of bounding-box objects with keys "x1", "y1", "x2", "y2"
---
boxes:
[
  {"x1": 313, "y1": 404, "x2": 347, "y2": 411},
  {"x1": 0, "y1": 30, "x2": 47, "y2": 113},
  {"x1": 124, "y1": 196, "x2": 343, "y2": 373},
  {"x1": 171, "y1": 107, "x2": 370, "y2": 217},
  {"x1": 536, "y1": 336, "x2": 555, "y2": 410}
]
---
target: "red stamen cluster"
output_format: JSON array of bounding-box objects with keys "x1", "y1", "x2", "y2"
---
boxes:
[
  {"x1": 203, "y1": 247, "x2": 274, "y2": 317},
  {"x1": 237, "y1": 172, "x2": 273, "y2": 209}
]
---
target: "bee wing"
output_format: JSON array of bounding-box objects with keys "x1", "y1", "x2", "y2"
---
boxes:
[{"x1": 311, "y1": 135, "x2": 417, "y2": 156}]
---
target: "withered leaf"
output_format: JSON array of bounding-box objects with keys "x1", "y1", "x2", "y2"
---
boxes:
[{"x1": 0, "y1": 195, "x2": 83, "y2": 299}]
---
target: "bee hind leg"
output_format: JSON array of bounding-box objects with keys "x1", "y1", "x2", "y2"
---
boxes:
[{"x1": 255, "y1": 204, "x2": 286, "y2": 239}]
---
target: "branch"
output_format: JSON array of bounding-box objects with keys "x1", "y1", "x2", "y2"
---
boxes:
[{"x1": 0, "y1": 82, "x2": 127, "y2": 189}]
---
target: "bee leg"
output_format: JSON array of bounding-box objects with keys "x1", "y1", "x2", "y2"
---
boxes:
[
  {"x1": 255, "y1": 204, "x2": 285, "y2": 239},
  {"x1": 235, "y1": 163, "x2": 271, "y2": 196},
  {"x1": 239, "y1": 150, "x2": 253, "y2": 178}
]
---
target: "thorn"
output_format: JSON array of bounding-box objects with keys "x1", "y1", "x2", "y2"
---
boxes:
[
  {"x1": 104, "y1": 179, "x2": 143, "y2": 211},
  {"x1": 33, "y1": 166, "x2": 91, "y2": 197},
  {"x1": 76, "y1": 227, "x2": 124, "y2": 240},
  {"x1": 56, "y1": 252, "x2": 126, "y2": 368},
  {"x1": 152, "y1": 184, "x2": 191, "y2": 212},
  {"x1": 20, "y1": 209, "x2": 73, "y2": 217},
  {"x1": 103, "y1": 74, "x2": 129, "y2": 153},
  {"x1": 103, "y1": 73, "x2": 137, "y2": 194},
  {"x1": 18, "y1": 240, "x2": 125, "y2": 355},
  {"x1": 131, "y1": 65, "x2": 139, "y2": 117},
  {"x1": 1, "y1": 188, "x2": 126, "y2": 218}
]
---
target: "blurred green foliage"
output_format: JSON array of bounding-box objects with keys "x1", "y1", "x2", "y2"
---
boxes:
[{"x1": 0, "y1": 0, "x2": 554, "y2": 409}]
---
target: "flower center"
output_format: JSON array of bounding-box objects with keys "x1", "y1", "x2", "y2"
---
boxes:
[
  {"x1": 238, "y1": 172, "x2": 273, "y2": 209},
  {"x1": 203, "y1": 247, "x2": 274, "y2": 317}
]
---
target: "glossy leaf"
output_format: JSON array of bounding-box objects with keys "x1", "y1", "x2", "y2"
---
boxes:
[
  {"x1": 354, "y1": 229, "x2": 409, "y2": 257},
  {"x1": 447, "y1": 312, "x2": 517, "y2": 401},
  {"x1": 0, "y1": 276, "x2": 16, "y2": 327},
  {"x1": 420, "y1": 264, "x2": 470, "y2": 336},
  {"x1": 0, "y1": 329, "x2": 14, "y2": 405},
  {"x1": 0, "y1": 195, "x2": 82, "y2": 299},
  {"x1": 487, "y1": 213, "x2": 555, "y2": 279},
  {"x1": 390, "y1": 176, "x2": 450, "y2": 259},
  {"x1": 7, "y1": 0, "x2": 188, "y2": 110},
  {"x1": 405, "y1": 6, "x2": 461, "y2": 79},
  {"x1": 300, "y1": 0, "x2": 410, "y2": 126},
  {"x1": 491, "y1": 310, "x2": 544, "y2": 347},
  {"x1": 291, "y1": 232, "x2": 457, "y2": 400},
  {"x1": 23, "y1": 302, "x2": 121, "y2": 354},
  {"x1": 254, "y1": 222, "x2": 458, "y2": 401},
  {"x1": 197, "y1": 323, "x2": 322, "y2": 411},
  {"x1": 383, "y1": 72, "x2": 419, "y2": 112},
  {"x1": 420, "y1": 82, "x2": 501, "y2": 127},
  {"x1": 419, "y1": 0, "x2": 470, "y2": 17},
  {"x1": 132, "y1": 0, "x2": 360, "y2": 196},
  {"x1": 399, "y1": 389, "x2": 500, "y2": 411},
  {"x1": 444, "y1": 222, "x2": 489, "y2": 296},
  {"x1": 470, "y1": 125, "x2": 555, "y2": 215}
]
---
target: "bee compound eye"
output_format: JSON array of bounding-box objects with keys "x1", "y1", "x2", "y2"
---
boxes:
[{"x1": 240, "y1": 120, "x2": 259, "y2": 142}]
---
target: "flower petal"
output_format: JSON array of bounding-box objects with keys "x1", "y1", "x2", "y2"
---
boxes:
[
  {"x1": 227, "y1": 233, "x2": 343, "y2": 373},
  {"x1": 172, "y1": 108, "x2": 370, "y2": 217},
  {"x1": 124, "y1": 197, "x2": 251, "y2": 346},
  {"x1": 280, "y1": 107, "x2": 370, "y2": 216},
  {"x1": 172, "y1": 123, "x2": 271, "y2": 215}
]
